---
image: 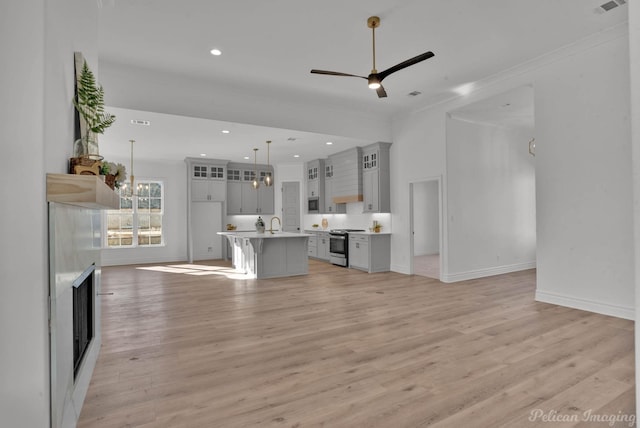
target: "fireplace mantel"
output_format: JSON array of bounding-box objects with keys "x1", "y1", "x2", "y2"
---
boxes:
[{"x1": 47, "y1": 173, "x2": 119, "y2": 209}]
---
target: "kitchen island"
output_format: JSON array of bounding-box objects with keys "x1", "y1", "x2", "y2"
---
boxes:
[{"x1": 218, "y1": 231, "x2": 314, "y2": 279}]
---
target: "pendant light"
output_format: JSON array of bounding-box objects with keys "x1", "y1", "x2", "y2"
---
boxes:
[
  {"x1": 129, "y1": 139, "x2": 135, "y2": 195},
  {"x1": 264, "y1": 140, "x2": 273, "y2": 187},
  {"x1": 252, "y1": 148, "x2": 260, "y2": 189},
  {"x1": 122, "y1": 139, "x2": 137, "y2": 197}
]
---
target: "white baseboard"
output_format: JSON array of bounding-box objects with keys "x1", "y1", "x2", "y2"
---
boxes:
[
  {"x1": 441, "y1": 261, "x2": 536, "y2": 283},
  {"x1": 390, "y1": 263, "x2": 410, "y2": 275},
  {"x1": 535, "y1": 290, "x2": 634, "y2": 320},
  {"x1": 101, "y1": 254, "x2": 187, "y2": 267}
]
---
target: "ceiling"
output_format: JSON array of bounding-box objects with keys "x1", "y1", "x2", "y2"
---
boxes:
[
  {"x1": 97, "y1": 0, "x2": 627, "y2": 163},
  {"x1": 101, "y1": 107, "x2": 373, "y2": 164}
]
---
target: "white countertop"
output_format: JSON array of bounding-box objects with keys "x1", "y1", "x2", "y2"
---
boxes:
[
  {"x1": 304, "y1": 229, "x2": 391, "y2": 235},
  {"x1": 218, "y1": 231, "x2": 314, "y2": 239},
  {"x1": 348, "y1": 231, "x2": 391, "y2": 235}
]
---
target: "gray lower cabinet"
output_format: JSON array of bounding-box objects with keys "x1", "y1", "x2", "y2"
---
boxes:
[
  {"x1": 348, "y1": 233, "x2": 391, "y2": 273},
  {"x1": 317, "y1": 232, "x2": 330, "y2": 260},
  {"x1": 306, "y1": 231, "x2": 330, "y2": 261},
  {"x1": 307, "y1": 235, "x2": 317, "y2": 257}
]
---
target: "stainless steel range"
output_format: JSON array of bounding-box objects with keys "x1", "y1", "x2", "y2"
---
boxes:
[{"x1": 329, "y1": 229, "x2": 365, "y2": 267}]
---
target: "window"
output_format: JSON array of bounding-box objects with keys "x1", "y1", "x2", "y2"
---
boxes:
[{"x1": 106, "y1": 180, "x2": 164, "y2": 247}]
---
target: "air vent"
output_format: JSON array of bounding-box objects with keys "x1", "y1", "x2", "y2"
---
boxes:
[
  {"x1": 596, "y1": 0, "x2": 626, "y2": 13},
  {"x1": 287, "y1": 137, "x2": 297, "y2": 141},
  {"x1": 130, "y1": 119, "x2": 150, "y2": 126},
  {"x1": 407, "y1": 91, "x2": 422, "y2": 97}
]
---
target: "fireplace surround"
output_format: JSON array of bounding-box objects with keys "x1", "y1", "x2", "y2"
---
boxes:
[{"x1": 47, "y1": 174, "x2": 118, "y2": 428}]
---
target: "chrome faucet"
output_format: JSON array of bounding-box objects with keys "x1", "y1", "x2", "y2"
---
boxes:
[{"x1": 269, "y1": 216, "x2": 281, "y2": 234}]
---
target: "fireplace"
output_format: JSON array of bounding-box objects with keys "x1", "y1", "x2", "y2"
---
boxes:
[
  {"x1": 47, "y1": 174, "x2": 118, "y2": 427},
  {"x1": 73, "y1": 265, "x2": 94, "y2": 378}
]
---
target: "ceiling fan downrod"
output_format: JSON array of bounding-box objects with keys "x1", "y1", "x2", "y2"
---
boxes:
[
  {"x1": 368, "y1": 16, "x2": 380, "y2": 74},
  {"x1": 367, "y1": 16, "x2": 381, "y2": 88}
]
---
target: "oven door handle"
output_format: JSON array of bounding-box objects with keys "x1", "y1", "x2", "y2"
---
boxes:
[{"x1": 330, "y1": 235, "x2": 346, "y2": 240}]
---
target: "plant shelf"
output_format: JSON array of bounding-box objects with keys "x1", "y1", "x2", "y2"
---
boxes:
[{"x1": 46, "y1": 173, "x2": 119, "y2": 210}]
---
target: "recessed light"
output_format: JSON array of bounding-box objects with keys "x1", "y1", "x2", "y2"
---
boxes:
[
  {"x1": 326, "y1": 141, "x2": 333, "y2": 145},
  {"x1": 454, "y1": 83, "x2": 474, "y2": 96},
  {"x1": 221, "y1": 130, "x2": 230, "y2": 134},
  {"x1": 243, "y1": 156, "x2": 249, "y2": 160},
  {"x1": 200, "y1": 153, "x2": 207, "y2": 157},
  {"x1": 293, "y1": 154, "x2": 300, "y2": 158},
  {"x1": 210, "y1": 48, "x2": 222, "y2": 56}
]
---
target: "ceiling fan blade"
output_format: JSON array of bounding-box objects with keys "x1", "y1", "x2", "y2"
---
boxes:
[
  {"x1": 376, "y1": 85, "x2": 388, "y2": 98},
  {"x1": 310, "y1": 69, "x2": 367, "y2": 79},
  {"x1": 377, "y1": 51, "x2": 435, "y2": 82}
]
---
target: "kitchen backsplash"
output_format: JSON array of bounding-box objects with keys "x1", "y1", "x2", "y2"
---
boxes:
[{"x1": 227, "y1": 202, "x2": 391, "y2": 233}]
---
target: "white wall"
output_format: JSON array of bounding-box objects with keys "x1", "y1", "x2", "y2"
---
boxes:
[
  {"x1": 628, "y1": 0, "x2": 640, "y2": 418},
  {"x1": 534, "y1": 34, "x2": 633, "y2": 319},
  {"x1": 101, "y1": 158, "x2": 188, "y2": 266},
  {"x1": 0, "y1": 3, "x2": 48, "y2": 426},
  {"x1": 390, "y1": 27, "x2": 633, "y2": 318},
  {"x1": 445, "y1": 118, "x2": 536, "y2": 280},
  {"x1": 413, "y1": 180, "x2": 440, "y2": 256},
  {"x1": 389, "y1": 107, "x2": 448, "y2": 273},
  {"x1": 0, "y1": 0, "x2": 98, "y2": 426}
]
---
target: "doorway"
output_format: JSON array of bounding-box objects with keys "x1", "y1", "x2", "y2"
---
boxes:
[
  {"x1": 410, "y1": 178, "x2": 442, "y2": 280},
  {"x1": 281, "y1": 181, "x2": 300, "y2": 232}
]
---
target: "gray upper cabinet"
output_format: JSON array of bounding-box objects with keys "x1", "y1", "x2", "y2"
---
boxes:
[
  {"x1": 329, "y1": 147, "x2": 363, "y2": 204},
  {"x1": 190, "y1": 162, "x2": 227, "y2": 202},
  {"x1": 306, "y1": 159, "x2": 325, "y2": 213},
  {"x1": 323, "y1": 158, "x2": 346, "y2": 214},
  {"x1": 362, "y1": 142, "x2": 392, "y2": 213},
  {"x1": 227, "y1": 163, "x2": 274, "y2": 215}
]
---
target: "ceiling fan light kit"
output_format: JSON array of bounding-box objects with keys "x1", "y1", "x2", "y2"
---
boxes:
[{"x1": 311, "y1": 16, "x2": 434, "y2": 98}]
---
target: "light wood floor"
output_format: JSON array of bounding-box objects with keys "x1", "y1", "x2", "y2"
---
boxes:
[
  {"x1": 414, "y1": 254, "x2": 440, "y2": 280},
  {"x1": 78, "y1": 260, "x2": 635, "y2": 427}
]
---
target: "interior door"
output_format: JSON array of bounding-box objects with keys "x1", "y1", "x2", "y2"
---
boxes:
[{"x1": 281, "y1": 181, "x2": 300, "y2": 232}]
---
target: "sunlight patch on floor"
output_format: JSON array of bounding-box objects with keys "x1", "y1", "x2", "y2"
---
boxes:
[{"x1": 137, "y1": 263, "x2": 252, "y2": 279}]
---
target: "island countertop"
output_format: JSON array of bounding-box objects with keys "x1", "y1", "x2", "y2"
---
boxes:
[{"x1": 217, "y1": 231, "x2": 313, "y2": 279}]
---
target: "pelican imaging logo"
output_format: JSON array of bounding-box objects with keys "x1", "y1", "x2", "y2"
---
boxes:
[{"x1": 529, "y1": 409, "x2": 635, "y2": 426}]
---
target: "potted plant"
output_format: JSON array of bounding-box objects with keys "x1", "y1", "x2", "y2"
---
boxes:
[
  {"x1": 73, "y1": 58, "x2": 116, "y2": 158},
  {"x1": 100, "y1": 161, "x2": 127, "y2": 190}
]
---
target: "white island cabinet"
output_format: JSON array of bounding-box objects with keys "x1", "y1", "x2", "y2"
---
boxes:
[{"x1": 218, "y1": 231, "x2": 313, "y2": 279}]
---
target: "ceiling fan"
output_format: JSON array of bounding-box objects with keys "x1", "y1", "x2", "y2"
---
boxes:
[{"x1": 311, "y1": 16, "x2": 435, "y2": 98}]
